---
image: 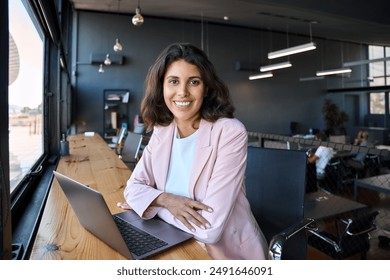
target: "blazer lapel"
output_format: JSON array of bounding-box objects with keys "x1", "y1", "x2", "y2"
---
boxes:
[
  {"x1": 153, "y1": 123, "x2": 175, "y2": 191},
  {"x1": 188, "y1": 119, "x2": 213, "y2": 198}
]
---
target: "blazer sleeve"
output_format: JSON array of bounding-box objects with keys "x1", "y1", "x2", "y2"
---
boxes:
[
  {"x1": 123, "y1": 131, "x2": 164, "y2": 219},
  {"x1": 156, "y1": 120, "x2": 249, "y2": 243}
]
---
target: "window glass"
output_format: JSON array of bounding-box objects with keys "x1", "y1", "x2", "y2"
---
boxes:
[
  {"x1": 369, "y1": 45, "x2": 387, "y2": 87},
  {"x1": 370, "y1": 77, "x2": 385, "y2": 87},
  {"x1": 369, "y1": 45, "x2": 384, "y2": 59},
  {"x1": 370, "y1": 92, "x2": 385, "y2": 114},
  {"x1": 9, "y1": 0, "x2": 44, "y2": 193},
  {"x1": 370, "y1": 61, "x2": 385, "y2": 78}
]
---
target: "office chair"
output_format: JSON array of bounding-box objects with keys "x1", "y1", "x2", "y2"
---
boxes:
[
  {"x1": 307, "y1": 210, "x2": 379, "y2": 259},
  {"x1": 364, "y1": 154, "x2": 381, "y2": 177},
  {"x1": 306, "y1": 162, "x2": 318, "y2": 193},
  {"x1": 109, "y1": 127, "x2": 127, "y2": 154},
  {"x1": 346, "y1": 153, "x2": 381, "y2": 180},
  {"x1": 268, "y1": 218, "x2": 315, "y2": 260},
  {"x1": 318, "y1": 159, "x2": 343, "y2": 194},
  {"x1": 119, "y1": 131, "x2": 144, "y2": 170},
  {"x1": 245, "y1": 146, "x2": 315, "y2": 259}
]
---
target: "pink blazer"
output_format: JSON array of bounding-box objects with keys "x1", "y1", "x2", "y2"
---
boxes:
[{"x1": 124, "y1": 118, "x2": 268, "y2": 259}]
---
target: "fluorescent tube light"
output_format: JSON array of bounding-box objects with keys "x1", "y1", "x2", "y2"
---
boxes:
[
  {"x1": 316, "y1": 68, "x2": 352, "y2": 76},
  {"x1": 249, "y1": 72, "x2": 273, "y2": 80},
  {"x1": 268, "y1": 42, "x2": 316, "y2": 59},
  {"x1": 260, "y1": 61, "x2": 292, "y2": 72}
]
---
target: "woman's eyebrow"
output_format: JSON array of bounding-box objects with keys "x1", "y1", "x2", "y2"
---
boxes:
[{"x1": 165, "y1": 75, "x2": 202, "y2": 79}]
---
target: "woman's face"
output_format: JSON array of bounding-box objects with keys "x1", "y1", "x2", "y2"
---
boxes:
[{"x1": 163, "y1": 59, "x2": 205, "y2": 125}]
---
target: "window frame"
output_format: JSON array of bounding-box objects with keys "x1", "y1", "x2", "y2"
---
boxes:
[
  {"x1": 367, "y1": 45, "x2": 390, "y2": 127},
  {"x1": 7, "y1": 0, "x2": 51, "y2": 260},
  {"x1": 1, "y1": 0, "x2": 71, "y2": 260}
]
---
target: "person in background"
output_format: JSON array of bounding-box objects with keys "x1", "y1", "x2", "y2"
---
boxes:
[
  {"x1": 353, "y1": 129, "x2": 369, "y2": 146},
  {"x1": 352, "y1": 130, "x2": 371, "y2": 162},
  {"x1": 347, "y1": 130, "x2": 373, "y2": 176},
  {"x1": 307, "y1": 133, "x2": 335, "y2": 179},
  {"x1": 123, "y1": 43, "x2": 268, "y2": 260}
]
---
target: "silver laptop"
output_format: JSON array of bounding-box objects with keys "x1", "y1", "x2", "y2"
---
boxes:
[{"x1": 53, "y1": 171, "x2": 193, "y2": 259}]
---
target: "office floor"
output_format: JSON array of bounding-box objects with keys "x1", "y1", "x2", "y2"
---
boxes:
[{"x1": 307, "y1": 191, "x2": 390, "y2": 260}]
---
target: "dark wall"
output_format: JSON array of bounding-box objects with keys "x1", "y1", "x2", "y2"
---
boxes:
[{"x1": 71, "y1": 11, "x2": 367, "y2": 137}]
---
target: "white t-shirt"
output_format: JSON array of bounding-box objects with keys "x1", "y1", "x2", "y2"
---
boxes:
[
  {"x1": 314, "y1": 146, "x2": 334, "y2": 177},
  {"x1": 165, "y1": 128, "x2": 198, "y2": 198}
]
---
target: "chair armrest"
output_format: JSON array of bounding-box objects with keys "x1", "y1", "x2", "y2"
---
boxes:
[
  {"x1": 328, "y1": 160, "x2": 340, "y2": 166},
  {"x1": 307, "y1": 228, "x2": 342, "y2": 253},
  {"x1": 346, "y1": 225, "x2": 377, "y2": 236},
  {"x1": 268, "y1": 218, "x2": 315, "y2": 260}
]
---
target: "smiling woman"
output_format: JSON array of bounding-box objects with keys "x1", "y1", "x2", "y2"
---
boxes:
[{"x1": 124, "y1": 43, "x2": 269, "y2": 260}]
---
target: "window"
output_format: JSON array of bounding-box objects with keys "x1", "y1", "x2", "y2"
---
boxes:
[
  {"x1": 386, "y1": 47, "x2": 390, "y2": 85},
  {"x1": 9, "y1": 0, "x2": 44, "y2": 193},
  {"x1": 369, "y1": 92, "x2": 385, "y2": 114},
  {"x1": 368, "y1": 45, "x2": 390, "y2": 117},
  {"x1": 369, "y1": 45, "x2": 387, "y2": 87}
]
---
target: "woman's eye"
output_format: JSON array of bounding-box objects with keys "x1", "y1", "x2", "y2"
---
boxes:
[
  {"x1": 189, "y1": 80, "x2": 200, "y2": 86},
  {"x1": 169, "y1": 79, "x2": 178, "y2": 85}
]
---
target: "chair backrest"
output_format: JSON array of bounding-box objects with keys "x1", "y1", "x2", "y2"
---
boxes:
[
  {"x1": 245, "y1": 146, "x2": 308, "y2": 259},
  {"x1": 120, "y1": 131, "x2": 143, "y2": 163},
  {"x1": 319, "y1": 159, "x2": 343, "y2": 193},
  {"x1": 113, "y1": 127, "x2": 128, "y2": 154},
  {"x1": 117, "y1": 127, "x2": 127, "y2": 145}
]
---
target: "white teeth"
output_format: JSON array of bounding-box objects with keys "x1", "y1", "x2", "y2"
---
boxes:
[{"x1": 175, "y1": 101, "x2": 190, "y2": 106}]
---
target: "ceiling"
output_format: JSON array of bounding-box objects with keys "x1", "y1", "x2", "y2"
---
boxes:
[{"x1": 69, "y1": 0, "x2": 390, "y2": 46}]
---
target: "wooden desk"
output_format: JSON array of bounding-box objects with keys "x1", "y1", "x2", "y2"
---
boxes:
[
  {"x1": 30, "y1": 133, "x2": 211, "y2": 260},
  {"x1": 304, "y1": 191, "x2": 367, "y2": 220}
]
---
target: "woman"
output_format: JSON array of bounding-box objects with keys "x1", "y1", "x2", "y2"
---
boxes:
[{"x1": 124, "y1": 43, "x2": 268, "y2": 259}]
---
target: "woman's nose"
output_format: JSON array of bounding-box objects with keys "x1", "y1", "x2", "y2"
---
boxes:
[{"x1": 177, "y1": 85, "x2": 189, "y2": 97}]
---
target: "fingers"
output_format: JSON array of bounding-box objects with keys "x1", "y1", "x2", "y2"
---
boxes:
[
  {"x1": 186, "y1": 209, "x2": 211, "y2": 230},
  {"x1": 176, "y1": 215, "x2": 197, "y2": 232},
  {"x1": 178, "y1": 210, "x2": 209, "y2": 232},
  {"x1": 180, "y1": 202, "x2": 212, "y2": 232},
  {"x1": 190, "y1": 200, "x2": 213, "y2": 213},
  {"x1": 117, "y1": 201, "x2": 131, "y2": 209},
  {"x1": 158, "y1": 193, "x2": 214, "y2": 232}
]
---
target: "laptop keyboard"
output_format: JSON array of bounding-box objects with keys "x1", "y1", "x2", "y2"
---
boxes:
[{"x1": 113, "y1": 215, "x2": 168, "y2": 257}]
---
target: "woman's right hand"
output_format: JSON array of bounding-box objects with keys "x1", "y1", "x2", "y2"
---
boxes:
[{"x1": 153, "y1": 192, "x2": 213, "y2": 232}]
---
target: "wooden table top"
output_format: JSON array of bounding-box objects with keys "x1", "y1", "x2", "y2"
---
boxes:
[{"x1": 29, "y1": 132, "x2": 211, "y2": 260}]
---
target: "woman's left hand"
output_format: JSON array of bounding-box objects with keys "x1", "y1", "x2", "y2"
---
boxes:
[{"x1": 153, "y1": 192, "x2": 213, "y2": 232}]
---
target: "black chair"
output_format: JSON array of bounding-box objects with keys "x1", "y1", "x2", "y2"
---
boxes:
[
  {"x1": 364, "y1": 154, "x2": 381, "y2": 177},
  {"x1": 318, "y1": 159, "x2": 343, "y2": 194},
  {"x1": 347, "y1": 153, "x2": 381, "y2": 180},
  {"x1": 306, "y1": 162, "x2": 318, "y2": 193},
  {"x1": 246, "y1": 146, "x2": 315, "y2": 259},
  {"x1": 119, "y1": 131, "x2": 144, "y2": 170},
  {"x1": 307, "y1": 210, "x2": 379, "y2": 259}
]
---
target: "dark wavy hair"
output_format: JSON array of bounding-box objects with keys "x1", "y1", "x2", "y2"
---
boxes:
[{"x1": 141, "y1": 43, "x2": 235, "y2": 131}]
